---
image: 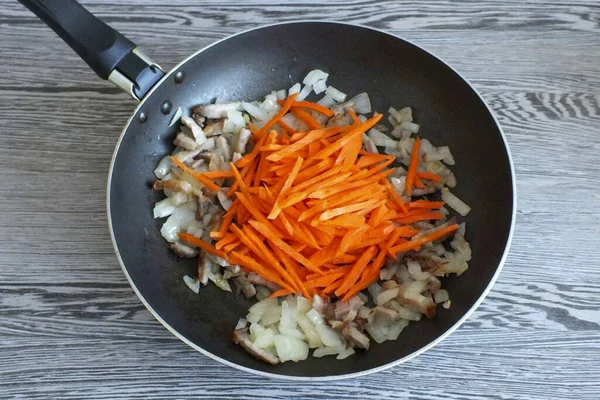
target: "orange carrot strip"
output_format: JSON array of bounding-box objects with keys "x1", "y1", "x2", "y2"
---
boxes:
[
  {"x1": 409, "y1": 200, "x2": 445, "y2": 209},
  {"x1": 334, "y1": 245, "x2": 378, "y2": 297},
  {"x1": 170, "y1": 157, "x2": 222, "y2": 192},
  {"x1": 311, "y1": 114, "x2": 383, "y2": 160},
  {"x1": 389, "y1": 224, "x2": 459, "y2": 255},
  {"x1": 229, "y1": 251, "x2": 294, "y2": 293},
  {"x1": 269, "y1": 288, "x2": 293, "y2": 298},
  {"x1": 268, "y1": 157, "x2": 304, "y2": 219},
  {"x1": 256, "y1": 93, "x2": 298, "y2": 139},
  {"x1": 277, "y1": 99, "x2": 335, "y2": 117},
  {"x1": 178, "y1": 232, "x2": 227, "y2": 259},
  {"x1": 291, "y1": 108, "x2": 321, "y2": 130},
  {"x1": 417, "y1": 171, "x2": 441, "y2": 182},
  {"x1": 405, "y1": 137, "x2": 421, "y2": 196},
  {"x1": 267, "y1": 129, "x2": 326, "y2": 162},
  {"x1": 248, "y1": 220, "x2": 324, "y2": 275}
]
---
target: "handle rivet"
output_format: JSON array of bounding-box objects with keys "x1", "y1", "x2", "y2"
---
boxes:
[
  {"x1": 160, "y1": 101, "x2": 172, "y2": 115},
  {"x1": 174, "y1": 71, "x2": 185, "y2": 83},
  {"x1": 139, "y1": 111, "x2": 148, "y2": 123}
]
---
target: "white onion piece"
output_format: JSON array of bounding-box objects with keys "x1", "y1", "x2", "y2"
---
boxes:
[
  {"x1": 348, "y1": 92, "x2": 371, "y2": 114},
  {"x1": 242, "y1": 101, "x2": 268, "y2": 120},
  {"x1": 280, "y1": 301, "x2": 297, "y2": 330},
  {"x1": 276, "y1": 89, "x2": 287, "y2": 100},
  {"x1": 261, "y1": 306, "x2": 282, "y2": 326},
  {"x1": 154, "y1": 156, "x2": 172, "y2": 179},
  {"x1": 217, "y1": 191, "x2": 233, "y2": 211},
  {"x1": 313, "y1": 345, "x2": 345, "y2": 358},
  {"x1": 441, "y1": 189, "x2": 471, "y2": 216},
  {"x1": 386, "y1": 319, "x2": 409, "y2": 340},
  {"x1": 226, "y1": 109, "x2": 246, "y2": 128},
  {"x1": 274, "y1": 335, "x2": 309, "y2": 362},
  {"x1": 153, "y1": 197, "x2": 176, "y2": 219},
  {"x1": 316, "y1": 94, "x2": 336, "y2": 108},
  {"x1": 289, "y1": 82, "x2": 301, "y2": 95},
  {"x1": 303, "y1": 69, "x2": 329, "y2": 86},
  {"x1": 437, "y1": 146, "x2": 455, "y2": 165},
  {"x1": 325, "y1": 86, "x2": 347, "y2": 102},
  {"x1": 407, "y1": 260, "x2": 422, "y2": 278},
  {"x1": 336, "y1": 347, "x2": 355, "y2": 360},
  {"x1": 312, "y1": 79, "x2": 328, "y2": 94},
  {"x1": 296, "y1": 84, "x2": 312, "y2": 101},
  {"x1": 296, "y1": 314, "x2": 323, "y2": 348},
  {"x1": 296, "y1": 296, "x2": 312, "y2": 314},
  {"x1": 434, "y1": 289, "x2": 450, "y2": 304},
  {"x1": 279, "y1": 327, "x2": 306, "y2": 340},
  {"x1": 160, "y1": 207, "x2": 195, "y2": 242},
  {"x1": 306, "y1": 309, "x2": 342, "y2": 347},
  {"x1": 281, "y1": 113, "x2": 308, "y2": 131},
  {"x1": 365, "y1": 323, "x2": 388, "y2": 344},
  {"x1": 235, "y1": 318, "x2": 248, "y2": 330},
  {"x1": 388, "y1": 107, "x2": 403, "y2": 124},
  {"x1": 183, "y1": 275, "x2": 199, "y2": 293},
  {"x1": 368, "y1": 128, "x2": 398, "y2": 147}
]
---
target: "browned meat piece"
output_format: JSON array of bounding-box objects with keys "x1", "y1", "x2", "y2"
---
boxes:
[
  {"x1": 152, "y1": 179, "x2": 193, "y2": 194},
  {"x1": 171, "y1": 241, "x2": 198, "y2": 258},
  {"x1": 173, "y1": 132, "x2": 198, "y2": 150},
  {"x1": 343, "y1": 325, "x2": 370, "y2": 350}
]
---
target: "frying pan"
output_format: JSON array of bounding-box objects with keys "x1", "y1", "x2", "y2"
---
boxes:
[{"x1": 20, "y1": 0, "x2": 516, "y2": 379}]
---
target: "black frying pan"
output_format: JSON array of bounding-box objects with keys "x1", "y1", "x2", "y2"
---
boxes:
[{"x1": 20, "y1": 0, "x2": 515, "y2": 379}]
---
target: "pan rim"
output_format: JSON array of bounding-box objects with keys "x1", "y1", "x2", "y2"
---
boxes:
[{"x1": 106, "y1": 20, "x2": 517, "y2": 381}]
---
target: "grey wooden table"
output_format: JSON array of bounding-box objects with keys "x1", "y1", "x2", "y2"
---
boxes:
[{"x1": 1, "y1": 0, "x2": 599, "y2": 399}]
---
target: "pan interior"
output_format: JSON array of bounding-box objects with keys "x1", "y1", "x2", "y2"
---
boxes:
[{"x1": 109, "y1": 22, "x2": 513, "y2": 378}]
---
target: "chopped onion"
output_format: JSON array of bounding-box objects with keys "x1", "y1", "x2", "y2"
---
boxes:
[
  {"x1": 325, "y1": 86, "x2": 347, "y2": 102},
  {"x1": 313, "y1": 345, "x2": 345, "y2": 358},
  {"x1": 296, "y1": 296, "x2": 312, "y2": 314},
  {"x1": 154, "y1": 156, "x2": 172, "y2": 179},
  {"x1": 317, "y1": 94, "x2": 336, "y2": 108},
  {"x1": 296, "y1": 84, "x2": 313, "y2": 101},
  {"x1": 261, "y1": 305, "x2": 282, "y2": 326},
  {"x1": 276, "y1": 89, "x2": 287, "y2": 100},
  {"x1": 160, "y1": 207, "x2": 195, "y2": 242},
  {"x1": 434, "y1": 289, "x2": 450, "y2": 304},
  {"x1": 296, "y1": 314, "x2": 323, "y2": 348},
  {"x1": 336, "y1": 347, "x2": 355, "y2": 360},
  {"x1": 437, "y1": 146, "x2": 455, "y2": 165},
  {"x1": 303, "y1": 69, "x2": 329, "y2": 86},
  {"x1": 348, "y1": 92, "x2": 371, "y2": 114},
  {"x1": 364, "y1": 323, "x2": 388, "y2": 344},
  {"x1": 368, "y1": 128, "x2": 398, "y2": 147},
  {"x1": 235, "y1": 318, "x2": 248, "y2": 330},
  {"x1": 289, "y1": 82, "x2": 301, "y2": 95},
  {"x1": 242, "y1": 101, "x2": 268, "y2": 120},
  {"x1": 367, "y1": 282, "x2": 383, "y2": 299},
  {"x1": 183, "y1": 275, "x2": 200, "y2": 293},
  {"x1": 441, "y1": 189, "x2": 471, "y2": 216},
  {"x1": 386, "y1": 319, "x2": 409, "y2": 340},
  {"x1": 274, "y1": 335, "x2": 309, "y2": 362},
  {"x1": 153, "y1": 197, "x2": 176, "y2": 219},
  {"x1": 312, "y1": 79, "x2": 328, "y2": 94},
  {"x1": 306, "y1": 309, "x2": 342, "y2": 347},
  {"x1": 216, "y1": 191, "x2": 233, "y2": 211}
]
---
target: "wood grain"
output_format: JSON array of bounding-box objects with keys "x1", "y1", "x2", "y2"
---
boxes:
[{"x1": 1, "y1": 0, "x2": 600, "y2": 398}]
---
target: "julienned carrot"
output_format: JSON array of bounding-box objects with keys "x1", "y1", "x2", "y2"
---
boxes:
[
  {"x1": 292, "y1": 108, "x2": 321, "y2": 130},
  {"x1": 409, "y1": 200, "x2": 445, "y2": 209},
  {"x1": 405, "y1": 137, "x2": 421, "y2": 196},
  {"x1": 389, "y1": 224, "x2": 459, "y2": 255},
  {"x1": 170, "y1": 157, "x2": 222, "y2": 192},
  {"x1": 168, "y1": 99, "x2": 463, "y2": 301},
  {"x1": 417, "y1": 171, "x2": 441, "y2": 182},
  {"x1": 178, "y1": 232, "x2": 227, "y2": 259},
  {"x1": 255, "y1": 93, "x2": 298, "y2": 140},
  {"x1": 277, "y1": 99, "x2": 335, "y2": 118}
]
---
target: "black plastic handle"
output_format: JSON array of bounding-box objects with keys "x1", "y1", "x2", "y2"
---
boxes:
[{"x1": 18, "y1": 0, "x2": 164, "y2": 100}]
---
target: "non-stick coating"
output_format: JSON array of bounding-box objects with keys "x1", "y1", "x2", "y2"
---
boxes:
[{"x1": 109, "y1": 22, "x2": 513, "y2": 378}]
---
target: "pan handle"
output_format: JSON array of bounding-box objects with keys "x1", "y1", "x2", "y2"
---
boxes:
[{"x1": 18, "y1": 0, "x2": 164, "y2": 101}]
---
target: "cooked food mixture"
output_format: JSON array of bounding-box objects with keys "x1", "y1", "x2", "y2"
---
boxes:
[{"x1": 152, "y1": 70, "x2": 471, "y2": 363}]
